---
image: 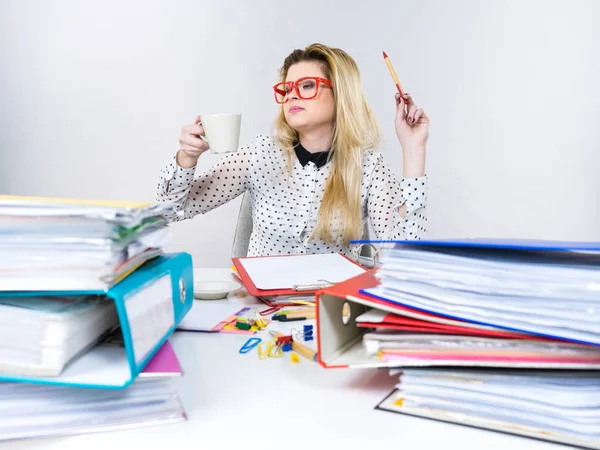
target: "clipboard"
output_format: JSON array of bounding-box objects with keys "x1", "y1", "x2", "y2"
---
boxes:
[{"x1": 231, "y1": 253, "x2": 367, "y2": 298}]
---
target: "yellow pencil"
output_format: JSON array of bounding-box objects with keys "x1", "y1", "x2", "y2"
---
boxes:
[{"x1": 382, "y1": 51, "x2": 405, "y2": 96}]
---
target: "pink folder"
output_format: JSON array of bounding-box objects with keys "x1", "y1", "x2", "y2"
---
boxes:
[{"x1": 140, "y1": 341, "x2": 182, "y2": 377}]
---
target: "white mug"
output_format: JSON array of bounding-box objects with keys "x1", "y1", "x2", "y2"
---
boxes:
[{"x1": 199, "y1": 113, "x2": 241, "y2": 154}]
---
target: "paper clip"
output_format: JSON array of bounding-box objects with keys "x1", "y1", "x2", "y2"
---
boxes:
[
  {"x1": 257, "y1": 338, "x2": 283, "y2": 359},
  {"x1": 239, "y1": 337, "x2": 261, "y2": 354},
  {"x1": 257, "y1": 340, "x2": 270, "y2": 359},
  {"x1": 269, "y1": 341, "x2": 283, "y2": 357}
]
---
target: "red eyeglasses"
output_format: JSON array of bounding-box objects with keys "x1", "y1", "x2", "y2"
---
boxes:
[{"x1": 273, "y1": 77, "x2": 333, "y2": 104}]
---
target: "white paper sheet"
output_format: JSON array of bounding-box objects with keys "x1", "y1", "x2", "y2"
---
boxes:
[
  {"x1": 176, "y1": 302, "x2": 245, "y2": 331},
  {"x1": 238, "y1": 253, "x2": 365, "y2": 290}
]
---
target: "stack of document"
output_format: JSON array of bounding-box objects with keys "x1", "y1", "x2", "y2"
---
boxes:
[
  {"x1": 356, "y1": 239, "x2": 600, "y2": 446},
  {"x1": 0, "y1": 294, "x2": 119, "y2": 377},
  {"x1": 377, "y1": 369, "x2": 600, "y2": 449},
  {"x1": 361, "y1": 331, "x2": 600, "y2": 367},
  {"x1": 0, "y1": 195, "x2": 174, "y2": 291},
  {"x1": 0, "y1": 340, "x2": 186, "y2": 442},
  {"x1": 363, "y1": 239, "x2": 600, "y2": 348}
]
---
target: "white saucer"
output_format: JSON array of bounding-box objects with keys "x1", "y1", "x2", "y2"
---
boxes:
[{"x1": 193, "y1": 280, "x2": 242, "y2": 300}]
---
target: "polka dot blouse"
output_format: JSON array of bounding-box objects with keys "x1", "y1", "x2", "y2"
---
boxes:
[{"x1": 156, "y1": 135, "x2": 428, "y2": 259}]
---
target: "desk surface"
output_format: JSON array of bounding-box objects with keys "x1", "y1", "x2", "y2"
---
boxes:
[{"x1": 4, "y1": 269, "x2": 562, "y2": 450}]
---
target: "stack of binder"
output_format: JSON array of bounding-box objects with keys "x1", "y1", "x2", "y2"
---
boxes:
[
  {"x1": 0, "y1": 195, "x2": 194, "y2": 441},
  {"x1": 0, "y1": 195, "x2": 175, "y2": 291},
  {"x1": 0, "y1": 341, "x2": 186, "y2": 441},
  {"x1": 376, "y1": 368, "x2": 600, "y2": 449},
  {"x1": 316, "y1": 238, "x2": 600, "y2": 448}
]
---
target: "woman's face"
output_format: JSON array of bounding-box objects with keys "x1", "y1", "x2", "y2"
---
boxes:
[{"x1": 282, "y1": 61, "x2": 335, "y2": 134}]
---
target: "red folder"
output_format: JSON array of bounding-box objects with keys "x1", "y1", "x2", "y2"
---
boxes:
[{"x1": 357, "y1": 315, "x2": 556, "y2": 341}]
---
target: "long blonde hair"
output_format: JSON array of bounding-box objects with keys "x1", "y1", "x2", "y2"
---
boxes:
[{"x1": 273, "y1": 43, "x2": 381, "y2": 244}]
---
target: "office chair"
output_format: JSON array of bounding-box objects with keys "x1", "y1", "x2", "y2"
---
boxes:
[{"x1": 230, "y1": 191, "x2": 377, "y2": 267}]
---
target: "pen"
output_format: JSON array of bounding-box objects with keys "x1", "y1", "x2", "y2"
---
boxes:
[
  {"x1": 382, "y1": 51, "x2": 405, "y2": 96},
  {"x1": 275, "y1": 316, "x2": 306, "y2": 322},
  {"x1": 274, "y1": 308, "x2": 315, "y2": 320},
  {"x1": 271, "y1": 331, "x2": 317, "y2": 362}
]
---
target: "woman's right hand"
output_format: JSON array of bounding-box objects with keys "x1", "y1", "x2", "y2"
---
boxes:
[{"x1": 176, "y1": 116, "x2": 210, "y2": 168}]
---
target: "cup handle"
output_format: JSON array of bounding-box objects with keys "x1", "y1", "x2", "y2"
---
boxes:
[{"x1": 198, "y1": 119, "x2": 209, "y2": 144}]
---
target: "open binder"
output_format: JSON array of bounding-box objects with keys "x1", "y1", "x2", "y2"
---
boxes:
[
  {"x1": 0, "y1": 252, "x2": 193, "y2": 388},
  {"x1": 316, "y1": 272, "x2": 600, "y2": 369}
]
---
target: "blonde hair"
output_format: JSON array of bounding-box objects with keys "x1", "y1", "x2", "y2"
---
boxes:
[{"x1": 273, "y1": 43, "x2": 381, "y2": 245}]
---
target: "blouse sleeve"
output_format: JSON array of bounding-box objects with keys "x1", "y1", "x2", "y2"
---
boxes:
[
  {"x1": 366, "y1": 153, "x2": 428, "y2": 240},
  {"x1": 155, "y1": 136, "x2": 263, "y2": 222}
]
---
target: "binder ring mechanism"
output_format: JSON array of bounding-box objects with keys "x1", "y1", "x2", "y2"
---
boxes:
[{"x1": 356, "y1": 243, "x2": 382, "y2": 269}]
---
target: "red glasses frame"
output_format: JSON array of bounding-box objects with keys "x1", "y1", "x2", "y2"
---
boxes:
[{"x1": 273, "y1": 77, "x2": 333, "y2": 104}]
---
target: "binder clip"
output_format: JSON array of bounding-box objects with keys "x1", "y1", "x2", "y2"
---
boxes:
[
  {"x1": 291, "y1": 328, "x2": 304, "y2": 341},
  {"x1": 303, "y1": 325, "x2": 314, "y2": 341},
  {"x1": 291, "y1": 326, "x2": 313, "y2": 342},
  {"x1": 235, "y1": 319, "x2": 252, "y2": 331},
  {"x1": 252, "y1": 309, "x2": 268, "y2": 330},
  {"x1": 276, "y1": 335, "x2": 293, "y2": 346}
]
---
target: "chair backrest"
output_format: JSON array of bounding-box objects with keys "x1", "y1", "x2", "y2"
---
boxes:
[
  {"x1": 230, "y1": 191, "x2": 375, "y2": 263},
  {"x1": 231, "y1": 191, "x2": 254, "y2": 259}
]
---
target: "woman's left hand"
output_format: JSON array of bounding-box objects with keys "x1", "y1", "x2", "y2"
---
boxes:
[{"x1": 394, "y1": 93, "x2": 429, "y2": 154}]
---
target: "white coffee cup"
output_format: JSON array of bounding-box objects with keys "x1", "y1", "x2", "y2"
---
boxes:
[{"x1": 199, "y1": 113, "x2": 241, "y2": 154}]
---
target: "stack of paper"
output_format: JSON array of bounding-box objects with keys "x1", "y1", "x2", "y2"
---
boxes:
[
  {"x1": 0, "y1": 195, "x2": 175, "y2": 291},
  {"x1": 377, "y1": 369, "x2": 600, "y2": 449},
  {"x1": 0, "y1": 340, "x2": 186, "y2": 442},
  {"x1": 0, "y1": 294, "x2": 119, "y2": 377},
  {"x1": 362, "y1": 331, "x2": 600, "y2": 368},
  {"x1": 355, "y1": 239, "x2": 600, "y2": 446},
  {"x1": 0, "y1": 195, "x2": 189, "y2": 441},
  {"x1": 363, "y1": 239, "x2": 600, "y2": 349}
]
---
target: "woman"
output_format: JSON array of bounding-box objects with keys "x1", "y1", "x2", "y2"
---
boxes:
[{"x1": 156, "y1": 43, "x2": 429, "y2": 260}]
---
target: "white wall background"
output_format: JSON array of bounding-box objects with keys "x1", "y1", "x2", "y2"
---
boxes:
[{"x1": 1, "y1": 0, "x2": 599, "y2": 268}]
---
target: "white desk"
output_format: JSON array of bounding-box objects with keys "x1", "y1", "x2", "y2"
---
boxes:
[{"x1": 3, "y1": 269, "x2": 562, "y2": 450}]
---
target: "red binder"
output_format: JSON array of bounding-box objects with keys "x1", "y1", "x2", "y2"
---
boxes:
[{"x1": 316, "y1": 272, "x2": 586, "y2": 369}]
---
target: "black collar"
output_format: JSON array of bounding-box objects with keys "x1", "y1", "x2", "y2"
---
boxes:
[{"x1": 294, "y1": 141, "x2": 333, "y2": 169}]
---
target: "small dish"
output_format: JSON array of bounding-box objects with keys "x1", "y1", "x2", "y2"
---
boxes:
[{"x1": 193, "y1": 280, "x2": 242, "y2": 300}]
